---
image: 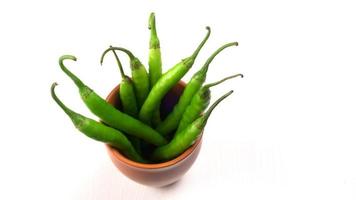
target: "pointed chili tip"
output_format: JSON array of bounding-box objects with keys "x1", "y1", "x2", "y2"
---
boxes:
[{"x1": 149, "y1": 12, "x2": 155, "y2": 30}]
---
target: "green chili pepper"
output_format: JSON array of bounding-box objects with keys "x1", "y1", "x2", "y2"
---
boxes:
[
  {"x1": 51, "y1": 83, "x2": 145, "y2": 163},
  {"x1": 139, "y1": 27, "x2": 211, "y2": 125},
  {"x1": 101, "y1": 46, "x2": 138, "y2": 117},
  {"x1": 148, "y1": 13, "x2": 163, "y2": 128},
  {"x1": 101, "y1": 47, "x2": 150, "y2": 108},
  {"x1": 59, "y1": 55, "x2": 167, "y2": 146},
  {"x1": 156, "y1": 42, "x2": 238, "y2": 136},
  {"x1": 151, "y1": 90, "x2": 233, "y2": 161},
  {"x1": 101, "y1": 46, "x2": 142, "y2": 152},
  {"x1": 151, "y1": 110, "x2": 162, "y2": 128},
  {"x1": 176, "y1": 73, "x2": 243, "y2": 134},
  {"x1": 148, "y1": 12, "x2": 162, "y2": 88}
]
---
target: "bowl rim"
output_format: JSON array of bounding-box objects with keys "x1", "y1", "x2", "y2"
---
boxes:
[{"x1": 105, "y1": 82, "x2": 203, "y2": 169}]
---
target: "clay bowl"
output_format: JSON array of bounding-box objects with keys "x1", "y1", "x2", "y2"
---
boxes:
[{"x1": 105, "y1": 81, "x2": 203, "y2": 187}]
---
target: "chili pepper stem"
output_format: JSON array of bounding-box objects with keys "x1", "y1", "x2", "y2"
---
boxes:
[
  {"x1": 199, "y1": 42, "x2": 238, "y2": 75},
  {"x1": 190, "y1": 26, "x2": 211, "y2": 61},
  {"x1": 204, "y1": 73, "x2": 244, "y2": 89},
  {"x1": 109, "y1": 45, "x2": 127, "y2": 79},
  {"x1": 200, "y1": 90, "x2": 233, "y2": 127},
  {"x1": 100, "y1": 47, "x2": 135, "y2": 65},
  {"x1": 180, "y1": 26, "x2": 211, "y2": 68},
  {"x1": 51, "y1": 82, "x2": 77, "y2": 119},
  {"x1": 59, "y1": 55, "x2": 84, "y2": 88}
]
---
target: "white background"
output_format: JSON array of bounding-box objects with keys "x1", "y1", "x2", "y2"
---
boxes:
[{"x1": 0, "y1": 0, "x2": 356, "y2": 199}]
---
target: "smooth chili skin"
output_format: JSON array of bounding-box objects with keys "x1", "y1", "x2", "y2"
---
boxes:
[
  {"x1": 101, "y1": 47, "x2": 150, "y2": 109},
  {"x1": 139, "y1": 27, "x2": 211, "y2": 125},
  {"x1": 59, "y1": 55, "x2": 167, "y2": 146},
  {"x1": 156, "y1": 42, "x2": 239, "y2": 136},
  {"x1": 101, "y1": 46, "x2": 142, "y2": 152},
  {"x1": 148, "y1": 12, "x2": 162, "y2": 88},
  {"x1": 151, "y1": 90, "x2": 233, "y2": 161},
  {"x1": 101, "y1": 46, "x2": 138, "y2": 117},
  {"x1": 51, "y1": 83, "x2": 145, "y2": 163},
  {"x1": 148, "y1": 13, "x2": 163, "y2": 128},
  {"x1": 151, "y1": 108, "x2": 162, "y2": 128},
  {"x1": 176, "y1": 73, "x2": 243, "y2": 134}
]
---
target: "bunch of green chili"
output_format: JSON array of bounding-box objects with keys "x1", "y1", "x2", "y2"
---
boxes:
[{"x1": 51, "y1": 12, "x2": 243, "y2": 163}]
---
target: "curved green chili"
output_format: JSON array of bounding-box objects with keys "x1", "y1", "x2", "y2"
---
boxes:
[
  {"x1": 176, "y1": 73, "x2": 243, "y2": 134},
  {"x1": 156, "y1": 42, "x2": 239, "y2": 136},
  {"x1": 59, "y1": 55, "x2": 167, "y2": 146},
  {"x1": 101, "y1": 45, "x2": 138, "y2": 117},
  {"x1": 139, "y1": 27, "x2": 211, "y2": 125},
  {"x1": 101, "y1": 46, "x2": 141, "y2": 152},
  {"x1": 51, "y1": 83, "x2": 145, "y2": 163},
  {"x1": 151, "y1": 90, "x2": 233, "y2": 161},
  {"x1": 101, "y1": 47, "x2": 150, "y2": 108}
]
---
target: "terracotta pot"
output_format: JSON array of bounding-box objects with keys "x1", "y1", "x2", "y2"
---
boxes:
[{"x1": 105, "y1": 81, "x2": 203, "y2": 187}]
